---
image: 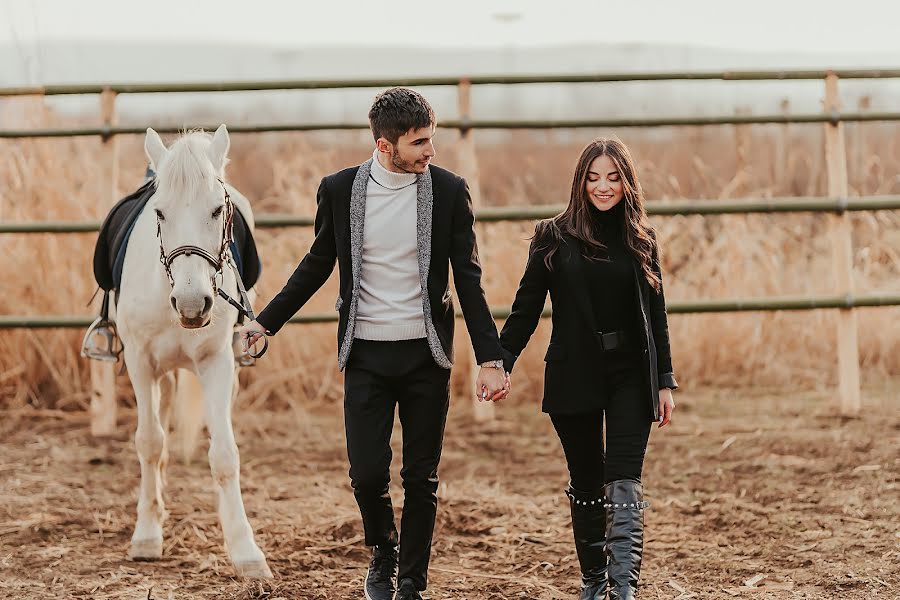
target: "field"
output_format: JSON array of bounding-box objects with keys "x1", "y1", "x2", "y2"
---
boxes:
[{"x1": 1, "y1": 388, "x2": 897, "y2": 599}]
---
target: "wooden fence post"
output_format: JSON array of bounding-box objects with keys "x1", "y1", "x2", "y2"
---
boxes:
[
  {"x1": 823, "y1": 72, "x2": 861, "y2": 414},
  {"x1": 455, "y1": 79, "x2": 495, "y2": 422},
  {"x1": 735, "y1": 105, "x2": 751, "y2": 176},
  {"x1": 853, "y1": 95, "x2": 871, "y2": 192},
  {"x1": 90, "y1": 87, "x2": 119, "y2": 436},
  {"x1": 774, "y1": 99, "x2": 790, "y2": 189}
]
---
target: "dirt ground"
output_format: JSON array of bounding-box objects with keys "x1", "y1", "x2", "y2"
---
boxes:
[{"x1": 0, "y1": 386, "x2": 897, "y2": 600}]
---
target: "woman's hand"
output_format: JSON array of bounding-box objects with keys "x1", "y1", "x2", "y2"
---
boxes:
[
  {"x1": 658, "y1": 388, "x2": 675, "y2": 428},
  {"x1": 475, "y1": 367, "x2": 509, "y2": 402}
]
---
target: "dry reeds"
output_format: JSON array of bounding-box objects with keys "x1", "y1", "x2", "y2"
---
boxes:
[{"x1": 1, "y1": 98, "x2": 898, "y2": 410}]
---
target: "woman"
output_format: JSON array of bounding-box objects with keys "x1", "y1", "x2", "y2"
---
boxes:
[{"x1": 499, "y1": 139, "x2": 677, "y2": 600}]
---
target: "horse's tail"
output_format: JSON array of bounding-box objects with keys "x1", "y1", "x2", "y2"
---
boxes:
[{"x1": 174, "y1": 369, "x2": 206, "y2": 464}]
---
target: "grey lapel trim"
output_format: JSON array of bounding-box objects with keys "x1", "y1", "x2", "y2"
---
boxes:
[
  {"x1": 337, "y1": 159, "x2": 372, "y2": 370},
  {"x1": 417, "y1": 168, "x2": 452, "y2": 369},
  {"x1": 337, "y1": 161, "x2": 452, "y2": 370}
]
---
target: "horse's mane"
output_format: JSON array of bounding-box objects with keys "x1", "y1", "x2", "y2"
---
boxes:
[{"x1": 155, "y1": 130, "x2": 222, "y2": 204}]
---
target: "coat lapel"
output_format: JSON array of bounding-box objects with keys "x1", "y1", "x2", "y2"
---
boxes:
[
  {"x1": 632, "y1": 259, "x2": 651, "y2": 340},
  {"x1": 562, "y1": 236, "x2": 599, "y2": 335},
  {"x1": 415, "y1": 167, "x2": 433, "y2": 283},
  {"x1": 349, "y1": 159, "x2": 371, "y2": 287},
  {"x1": 337, "y1": 159, "x2": 372, "y2": 370},
  {"x1": 416, "y1": 167, "x2": 452, "y2": 368}
]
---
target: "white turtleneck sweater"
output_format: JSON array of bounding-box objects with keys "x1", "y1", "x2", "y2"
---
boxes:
[{"x1": 353, "y1": 150, "x2": 427, "y2": 341}]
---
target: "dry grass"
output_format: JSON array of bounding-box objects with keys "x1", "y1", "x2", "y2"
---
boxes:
[{"x1": 1, "y1": 96, "x2": 899, "y2": 411}]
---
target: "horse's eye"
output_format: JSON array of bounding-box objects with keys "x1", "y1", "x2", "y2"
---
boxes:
[
  {"x1": 212, "y1": 206, "x2": 224, "y2": 219},
  {"x1": 155, "y1": 209, "x2": 165, "y2": 221}
]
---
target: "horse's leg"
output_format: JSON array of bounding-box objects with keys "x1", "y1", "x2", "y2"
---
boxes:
[
  {"x1": 198, "y1": 350, "x2": 272, "y2": 578},
  {"x1": 158, "y1": 371, "x2": 176, "y2": 487},
  {"x1": 174, "y1": 369, "x2": 206, "y2": 464},
  {"x1": 128, "y1": 353, "x2": 167, "y2": 560}
]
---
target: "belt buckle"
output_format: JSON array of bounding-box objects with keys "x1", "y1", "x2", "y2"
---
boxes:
[{"x1": 597, "y1": 331, "x2": 620, "y2": 352}]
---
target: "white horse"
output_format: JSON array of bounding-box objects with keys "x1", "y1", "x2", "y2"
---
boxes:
[{"x1": 115, "y1": 125, "x2": 272, "y2": 578}]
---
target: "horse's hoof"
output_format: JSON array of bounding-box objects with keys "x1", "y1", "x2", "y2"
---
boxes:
[
  {"x1": 234, "y1": 559, "x2": 273, "y2": 579},
  {"x1": 130, "y1": 538, "x2": 163, "y2": 560}
]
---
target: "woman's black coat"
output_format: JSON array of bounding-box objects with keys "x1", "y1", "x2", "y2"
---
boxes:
[{"x1": 499, "y1": 225, "x2": 678, "y2": 420}]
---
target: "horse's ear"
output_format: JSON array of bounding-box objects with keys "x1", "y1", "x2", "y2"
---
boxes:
[
  {"x1": 208, "y1": 124, "x2": 230, "y2": 173},
  {"x1": 144, "y1": 128, "x2": 168, "y2": 171}
]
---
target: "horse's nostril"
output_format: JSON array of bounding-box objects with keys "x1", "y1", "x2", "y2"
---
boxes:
[
  {"x1": 202, "y1": 295, "x2": 213, "y2": 316},
  {"x1": 170, "y1": 296, "x2": 178, "y2": 311}
]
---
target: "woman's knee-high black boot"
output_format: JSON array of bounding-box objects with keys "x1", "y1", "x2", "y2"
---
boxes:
[
  {"x1": 566, "y1": 485, "x2": 608, "y2": 600},
  {"x1": 603, "y1": 480, "x2": 649, "y2": 600}
]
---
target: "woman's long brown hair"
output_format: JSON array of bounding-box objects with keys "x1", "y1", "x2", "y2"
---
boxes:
[{"x1": 534, "y1": 138, "x2": 661, "y2": 292}]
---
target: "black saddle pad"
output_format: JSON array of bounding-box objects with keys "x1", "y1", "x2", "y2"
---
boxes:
[
  {"x1": 92, "y1": 180, "x2": 261, "y2": 292},
  {"x1": 231, "y1": 208, "x2": 261, "y2": 290}
]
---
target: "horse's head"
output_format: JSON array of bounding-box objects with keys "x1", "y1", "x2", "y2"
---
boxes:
[{"x1": 144, "y1": 125, "x2": 232, "y2": 329}]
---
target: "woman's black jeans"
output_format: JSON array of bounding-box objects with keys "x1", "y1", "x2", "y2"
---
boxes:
[{"x1": 550, "y1": 349, "x2": 652, "y2": 494}]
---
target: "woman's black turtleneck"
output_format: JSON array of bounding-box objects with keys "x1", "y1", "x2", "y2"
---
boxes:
[{"x1": 581, "y1": 200, "x2": 639, "y2": 343}]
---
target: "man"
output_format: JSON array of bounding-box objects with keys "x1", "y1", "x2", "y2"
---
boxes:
[{"x1": 240, "y1": 87, "x2": 509, "y2": 600}]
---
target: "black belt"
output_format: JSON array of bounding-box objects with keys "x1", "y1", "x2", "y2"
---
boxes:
[{"x1": 595, "y1": 330, "x2": 628, "y2": 352}]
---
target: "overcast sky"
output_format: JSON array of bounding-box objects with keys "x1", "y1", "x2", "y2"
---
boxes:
[{"x1": 1, "y1": 0, "x2": 899, "y2": 57}]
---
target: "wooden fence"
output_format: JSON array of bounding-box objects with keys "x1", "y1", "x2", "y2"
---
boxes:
[{"x1": 2, "y1": 69, "x2": 898, "y2": 432}]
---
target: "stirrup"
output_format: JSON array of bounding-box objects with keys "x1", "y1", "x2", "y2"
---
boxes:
[
  {"x1": 81, "y1": 316, "x2": 123, "y2": 362},
  {"x1": 233, "y1": 330, "x2": 256, "y2": 367}
]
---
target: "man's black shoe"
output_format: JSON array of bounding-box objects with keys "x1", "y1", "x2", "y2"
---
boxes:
[
  {"x1": 394, "y1": 578, "x2": 423, "y2": 600},
  {"x1": 364, "y1": 544, "x2": 398, "y2": 600}
]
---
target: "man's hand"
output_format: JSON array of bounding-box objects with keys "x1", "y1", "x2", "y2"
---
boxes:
[
  {"x1": 475, "y1": 367, "x2": 509, "y2": 402},
  {"x1": 238, "y1": 320, "x2": 268, "y2": 353}
]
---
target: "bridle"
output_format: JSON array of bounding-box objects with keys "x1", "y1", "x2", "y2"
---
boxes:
[
  {"x1": 155, "y1": 177, "x2": 267, "y2": 358},
  {"x1": 156, "y1": 177, "x2": 234, "y2": 294}
]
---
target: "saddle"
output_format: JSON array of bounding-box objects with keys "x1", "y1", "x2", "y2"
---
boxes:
[
  {"x1": 92, "y1": 179, "x2": 261, "y2": 293},
  {"x1": 83, "y1": 177, "x2": 262, "y2": 363}
]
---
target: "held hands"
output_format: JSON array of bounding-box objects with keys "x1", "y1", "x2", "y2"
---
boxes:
[
  {"x1": 238, "y1": 319, "x2": 268, "y2": 353},
  {"x1": 658, "y1": 388, "x2": 675, "y2": 428},
  {"x1": 475, "y1": 367, "x2": 510, "y2": 402}
]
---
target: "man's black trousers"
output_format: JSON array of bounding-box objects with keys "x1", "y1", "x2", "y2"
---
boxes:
[{"x1": 343, "y1": 338, "x2": 451, "y2": 591}]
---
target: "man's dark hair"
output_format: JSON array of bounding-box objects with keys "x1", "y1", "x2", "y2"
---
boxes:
[{"x1": 368, "y1": 87, "x2": 436, "y2": 144}]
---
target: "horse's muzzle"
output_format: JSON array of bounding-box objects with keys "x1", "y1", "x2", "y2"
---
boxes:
[{"x1": 171, "y1": 293, "x2": 214, "y2": 329}]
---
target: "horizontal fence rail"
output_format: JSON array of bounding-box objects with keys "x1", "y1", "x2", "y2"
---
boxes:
[
  {"x1": 4, "y1": 68, "x2": 900, "y2": 97},
  {"x1": 3, "y1": 293, "x2": 899, "y2": 330},
  {"x1": 5, "y1": 112, "x2": 900, "y2": 139},
  {"x1": 3, "y1": 196, "x2": 900, "y2": 234},
  {"x1": 4, "y1": 68, "x2": 900, "y2": 139}
]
